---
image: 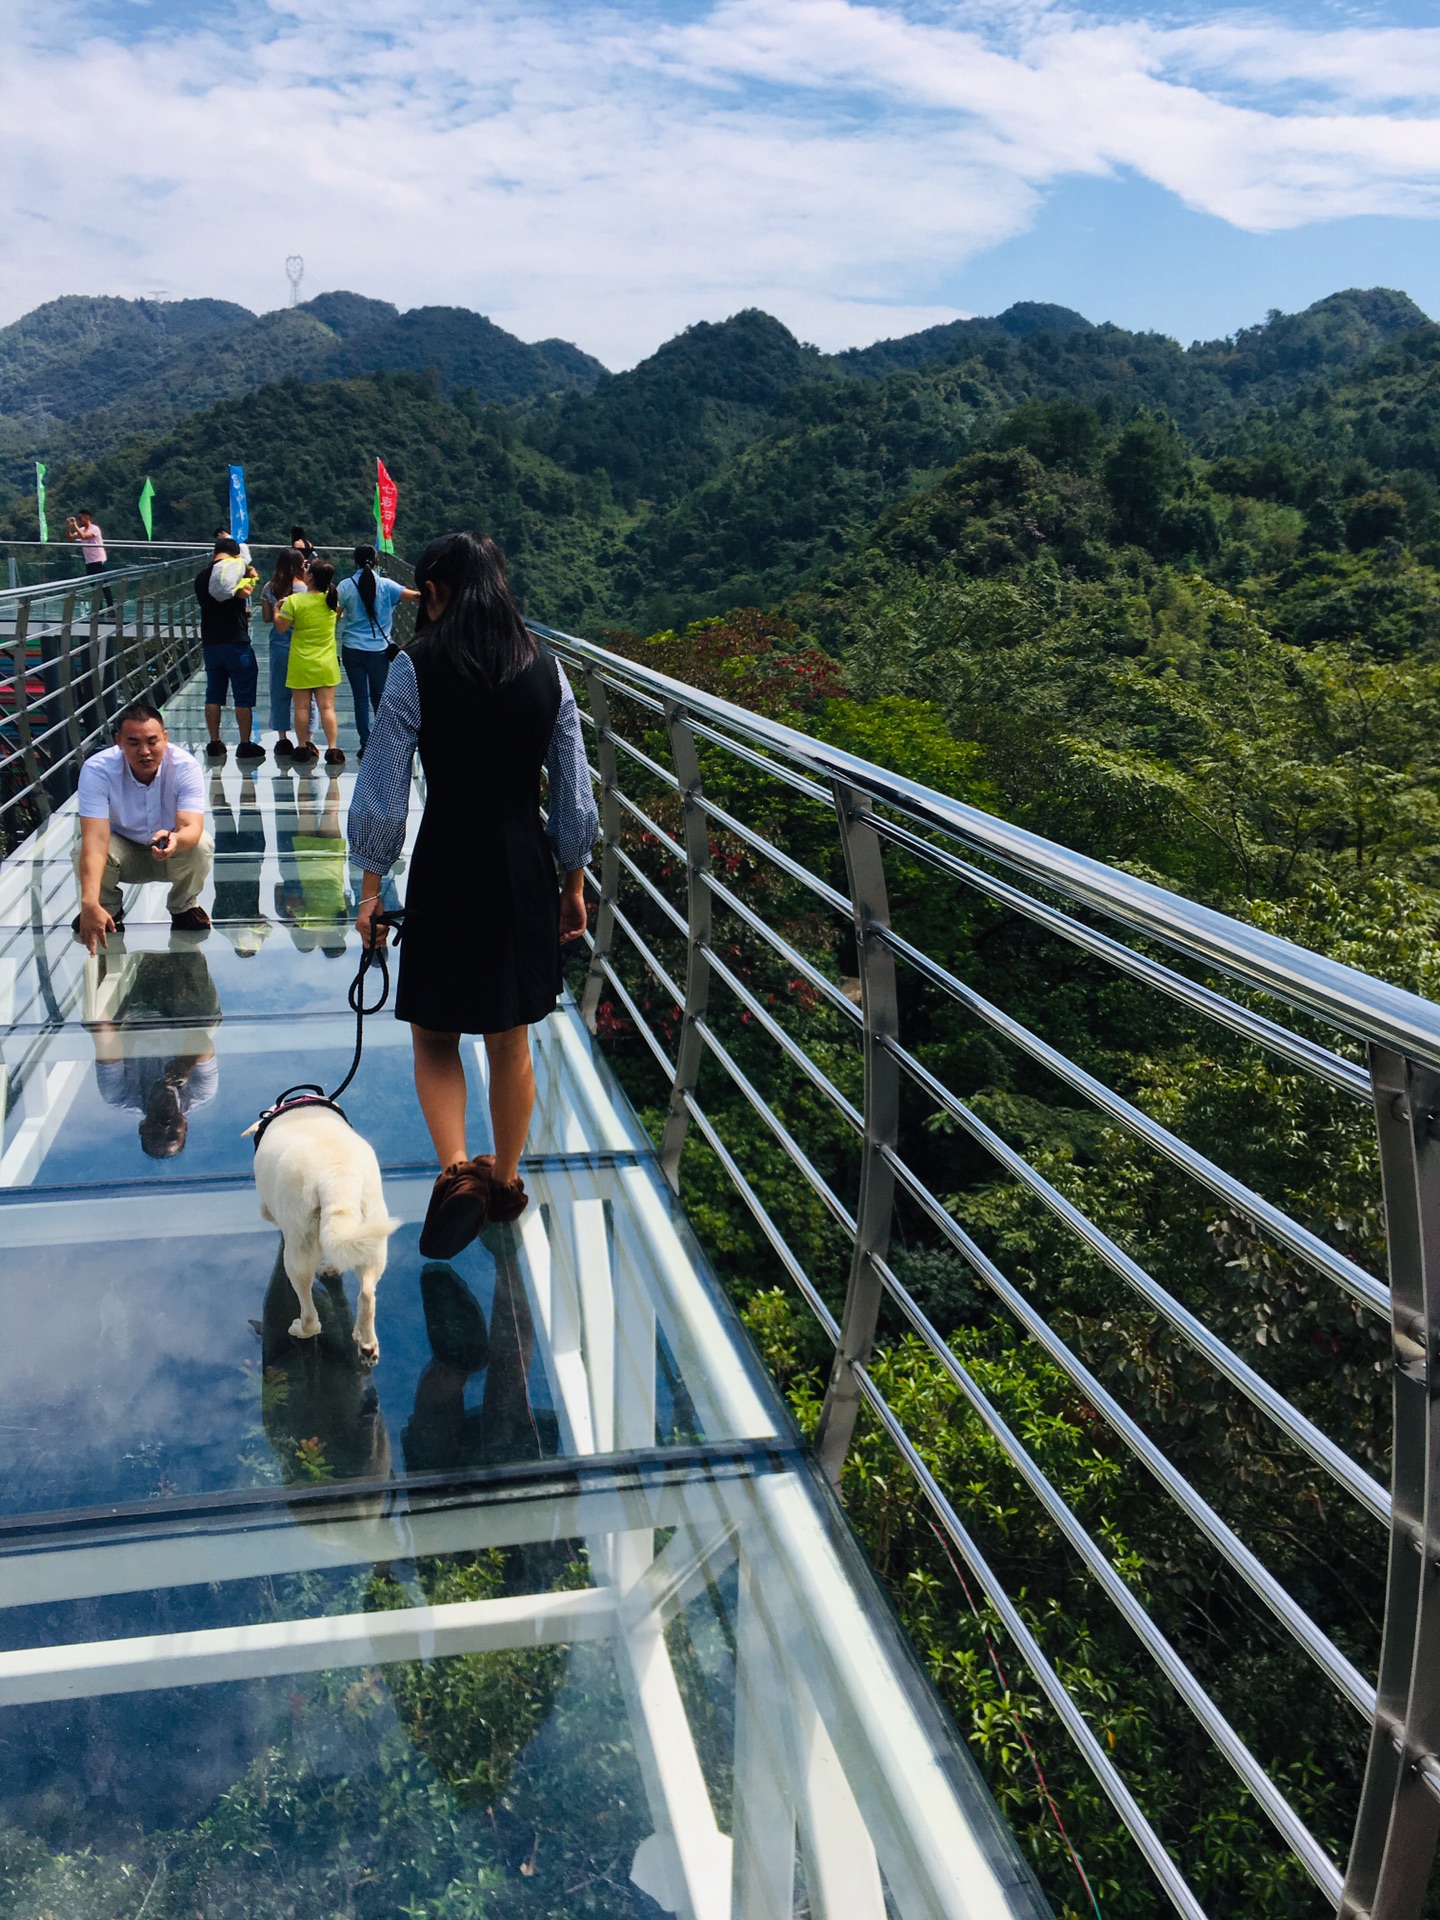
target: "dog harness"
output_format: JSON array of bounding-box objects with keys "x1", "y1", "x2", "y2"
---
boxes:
[{"x1": 251, "y1": 1088, "x2": 350, "y2": 1153}]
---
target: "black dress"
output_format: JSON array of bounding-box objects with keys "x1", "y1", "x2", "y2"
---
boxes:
[{"x1": 395, "y1": 643, "x2": 564, "y2": 1034}]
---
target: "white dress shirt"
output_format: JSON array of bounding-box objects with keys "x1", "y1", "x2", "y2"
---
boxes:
[{"x1": 77, "y1": 744, "x2": 205, "y2": 844}]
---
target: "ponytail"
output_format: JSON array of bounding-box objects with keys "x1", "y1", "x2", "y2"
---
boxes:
[
  {"x1": 309, "y1": 560, "x2": 340, "y2": 613},
  {"x1": 353, "y1": 545, "x2": 378, "y2": 620}
]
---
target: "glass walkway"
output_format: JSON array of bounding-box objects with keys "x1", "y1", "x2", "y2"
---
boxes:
[{"x1": 0, "y1": 667, "x2": 1045, "y2": 1917}]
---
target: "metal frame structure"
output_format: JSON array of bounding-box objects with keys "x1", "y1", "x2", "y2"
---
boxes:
[
  {"x1": 533, "y1": 620, "x2": 1440, "y2": 1920},
  {"x1": 0, "y1": 557, "x2": 203, "y2": 855}
]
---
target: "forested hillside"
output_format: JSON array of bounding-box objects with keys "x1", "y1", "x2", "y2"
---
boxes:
[
  {"x1": 0, "y1": 291, "x2": 609, "y2": 474},
  {"x1": 5, "y1": 282, "x2": 1440, "y2": 1916}
]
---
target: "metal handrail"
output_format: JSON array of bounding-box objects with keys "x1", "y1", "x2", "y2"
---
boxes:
[
  {"x1": 0, "y1": 558, "x2": 205, "y2": 856},
  {"x1": 535, "y1": 619, "x2": 1440, "y2": 1919}
]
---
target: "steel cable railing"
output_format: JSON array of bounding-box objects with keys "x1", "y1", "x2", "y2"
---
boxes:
[
  {"x1": 0, "y1": 557, "x2": 207, "y2": 855},
  {"x1": 533, "y1": 619, "x2": 1440, "y2": 1920}
]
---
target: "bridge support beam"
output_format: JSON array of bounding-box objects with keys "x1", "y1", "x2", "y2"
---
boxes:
[
  {"x1": 1344, "y1": 1047, "x2": 1440, "y2": 1918},
  {"x1": 815, "y1": 783, "x2": 899, "y2": 1489}
]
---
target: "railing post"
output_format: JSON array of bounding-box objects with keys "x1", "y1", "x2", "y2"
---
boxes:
[
  {"x1": 658, "y1": 700, "x2": 712, "y2": 1192},
  {"x1": 814, "y1": 782, "x2": 900, "y2": 1487},
  {"x1": 580, "y1": 668, "x2": 620, "y2": 1034},
  {"x1": 58, "y1": 604, "x2": 84, "y2": 770},
  {"x1": 9, "y1": 603, "x2": 48, "y2": 819},
  {"x1": 1343, "y1": 1046, "x2": 1440, "y2": 1919}
]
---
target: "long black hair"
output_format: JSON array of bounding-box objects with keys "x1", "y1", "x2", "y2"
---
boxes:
[
  {"x1": 309, "y1": 559, "x2": 340, "y2": 613},
  {"x1": 353, "y1": 544, "x2": 379, "y2": 621},
  {"x1": 411, "y1": 531, "x2": 535, "y2": 686}
]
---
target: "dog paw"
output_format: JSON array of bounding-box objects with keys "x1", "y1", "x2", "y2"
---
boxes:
[
  {"x1": 289, "y1": 1316, "x2": 321, "y2": 1340},
  {"x1": 354, "y1": 1330, "x2": 380, "y2": 1367}
]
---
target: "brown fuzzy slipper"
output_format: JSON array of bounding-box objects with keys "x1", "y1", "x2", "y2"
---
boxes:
[
  {"x1": 419, "y1": 1158, "x2": 492, "y2": 1259},
  {"x1": 487, "y1": 1175, "x2": 529, "y2": 1224}
]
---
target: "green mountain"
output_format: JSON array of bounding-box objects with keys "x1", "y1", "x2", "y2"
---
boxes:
[
  {"x1": 0, "y1": 292, "x2": 611, "y2": 480},
  {"x1": 519, "y1": 308, "x2": 830, "y2": 509},
  {"x1": 836, "y1": 299, "x2": 1094, "y2": 377},
  {"x1": 0, "y1": 295, "x2": 253, "y2": 421}
]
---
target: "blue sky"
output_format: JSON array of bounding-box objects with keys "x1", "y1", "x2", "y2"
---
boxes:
[{"x1": 3, "y1": 0, "x2": 1438, "y2": 365}]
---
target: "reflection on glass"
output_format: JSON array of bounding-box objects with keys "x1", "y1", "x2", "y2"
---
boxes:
[
  {"x1": 209, "y1": 767, "x2": 270, "y2": 956},
  {"x1": 274, "y1": 773, "x2": 349, "y2": 958},
  {"x1": 82, "y1": 945, "x2": 221, "y2": 1159},
  {"x1": 260, "y1": 1246, "x2": 391, "y2": 1501},
  {"x1": 403, "y1": 1231, "x2": 558, "y2": 1474}
]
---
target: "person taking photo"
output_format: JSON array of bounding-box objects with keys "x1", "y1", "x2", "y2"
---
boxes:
[{"x1": 72, "y1": 698, "x2": 213, "y2": 950}]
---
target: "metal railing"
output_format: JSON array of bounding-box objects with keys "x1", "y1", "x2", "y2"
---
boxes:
[
  {"x1": 533, "y1": 620, "x2": 1440, "y2": 1920},
  {"x1": 0, "y1": 558, "x2": 203, "y2": 855}
]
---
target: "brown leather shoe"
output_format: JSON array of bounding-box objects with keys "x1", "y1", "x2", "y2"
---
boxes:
[
  {"x1": 419, "y1": 1159, "x2": 492, "y2": 1259},
  {"x1": 170, "y1": 906, "x2": 211, "y2": 933},
  {"x1": 487, "y1": 1175, "x2": 529, "y2": 1224}
]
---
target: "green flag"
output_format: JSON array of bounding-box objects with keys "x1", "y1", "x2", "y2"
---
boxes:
[
  {"x1": 35, "y1": 461, "x2": 47, "y2": 544},
  {"x1": 138, "y1": 477, "x2": 155, "y2": 540}
]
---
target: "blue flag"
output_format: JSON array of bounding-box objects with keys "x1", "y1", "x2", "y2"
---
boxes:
[{"x1": 228, "y1": 465, "x2": 250, "y2": 543}]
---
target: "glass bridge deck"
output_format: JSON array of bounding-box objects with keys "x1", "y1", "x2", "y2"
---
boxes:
[{"x1": 0, "y1": 677, "x2": 1044, "y2": 1919}]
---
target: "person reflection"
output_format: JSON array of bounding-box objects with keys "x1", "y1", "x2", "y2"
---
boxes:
[
  {"x1": 274, "y1": 771, "x2": 349, "y2": 959},
  {"x1": 403, "y1": 1230, "x2": 548, "y2": 1475},
  {"x1": 84, "y1": 945, "x2": 222, "y2": 1159},
  {"x1": 209, "y1": 765, "x2": 271, "y2": 957},
  {"x1": 260, "y1": 1246, "x2": 391, "y2": 1491}
]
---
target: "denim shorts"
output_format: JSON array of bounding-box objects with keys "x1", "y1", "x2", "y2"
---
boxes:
[{"x1": 203, "y1": 642, "x2": 259, "y2": 708}]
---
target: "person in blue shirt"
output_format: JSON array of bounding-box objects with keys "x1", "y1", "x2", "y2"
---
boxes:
[{"x1": 335, "y1": 546, "x2": 419, "y2": 758}]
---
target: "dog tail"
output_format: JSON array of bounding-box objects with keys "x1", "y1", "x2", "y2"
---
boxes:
[{"x1": 317, "y1": 1167, "x2": 401, "y2": 1271}]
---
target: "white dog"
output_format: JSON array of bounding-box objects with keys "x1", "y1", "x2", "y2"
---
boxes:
[{"x1": 249, "y1": 1104, "x2": 399, "y2": 1365}]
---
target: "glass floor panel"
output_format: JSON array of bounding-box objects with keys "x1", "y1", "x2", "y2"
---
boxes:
[
  {"x1": 0, "y1": 1463, "x2": 1043, "y2": 1920},
  {"x1": 0, "y1": 668, "x2": 1048, "y2": 1919}
]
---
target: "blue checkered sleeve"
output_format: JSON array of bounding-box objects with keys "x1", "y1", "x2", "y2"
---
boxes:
[
  {"x1": 546, "y1": 664, "x2": 599, "y2": 870},
  {"x1": 346, "y1": 649, "x2": 420, "y2": 873}
]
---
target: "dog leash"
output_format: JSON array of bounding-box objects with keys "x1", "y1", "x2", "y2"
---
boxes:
[{"x1": 251, "y1": 909, "x2": 405, "y2": 1147}]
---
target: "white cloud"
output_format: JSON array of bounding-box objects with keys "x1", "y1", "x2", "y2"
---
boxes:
[{"x1": 0, "y1": 0, "x2": 1437, "y2": 365}]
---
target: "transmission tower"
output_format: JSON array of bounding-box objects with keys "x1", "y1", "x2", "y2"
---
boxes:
[{"x1": 285, "y1": 256, "x2": 305, "y2": 307}]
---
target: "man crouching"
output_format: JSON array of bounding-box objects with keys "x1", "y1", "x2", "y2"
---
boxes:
[{"x1": 73, "y1": 698, "x2": 214, "y2": 952}]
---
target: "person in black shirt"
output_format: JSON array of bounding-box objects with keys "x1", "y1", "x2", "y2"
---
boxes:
[{"x1": 195, "y1": 536, "x2": 263, "y2": 762}]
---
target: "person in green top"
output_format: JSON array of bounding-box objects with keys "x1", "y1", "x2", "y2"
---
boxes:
[{"x1": 274, "y1": 560, "x2": 344, "y2": 765}]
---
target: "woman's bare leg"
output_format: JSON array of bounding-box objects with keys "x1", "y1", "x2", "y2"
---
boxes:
[
  {"x1": 315, "y1": 686, "x2": 339, "y2": 750},
  {"x1": 412, "y1": 1026, "x2": 468, "y2": 1170},
  {"x1": 484, "y1": 1026, "x2": 534, "y2": 1185},
  {"x1": 292, "y1": 690, "x2": 312, "y2": 749}
]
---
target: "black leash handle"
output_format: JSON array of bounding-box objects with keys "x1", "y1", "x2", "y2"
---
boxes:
[
  {"x1": 329, "y1": 908, "x2": 405, "y2": 1102},
  {"x1": 255, "y1": 910, "x2": 405, "y2": 1132}
]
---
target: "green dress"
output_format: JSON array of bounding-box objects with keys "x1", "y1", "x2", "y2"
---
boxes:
[{"x1": 281, "y1": 593, "x2": 340, "y2": 689}]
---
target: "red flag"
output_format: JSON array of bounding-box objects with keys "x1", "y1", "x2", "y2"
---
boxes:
[{"x1": 376, "y1": 458, "x2": 398, "y2": 544}]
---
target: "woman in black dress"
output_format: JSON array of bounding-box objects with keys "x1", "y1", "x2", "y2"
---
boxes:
[{"x1": 348, "y1": 532, "x2": 596, "y2": 1258}]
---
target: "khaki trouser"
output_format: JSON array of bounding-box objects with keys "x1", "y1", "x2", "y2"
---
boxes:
[{"x1": 73, "y1": 829, "x2": 215, "y2": 916}]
